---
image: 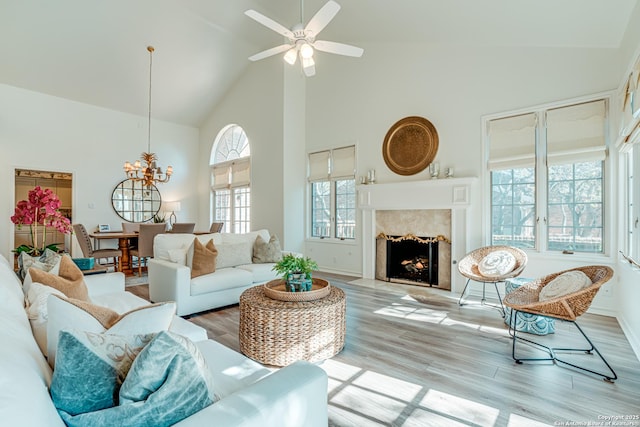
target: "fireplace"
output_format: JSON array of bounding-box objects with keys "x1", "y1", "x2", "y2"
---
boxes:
[
  {"x1": 376, "y1": 234, "x2": 448, "y2": 287},
  {"x1": 359, "y1": 177, "x2": 476, "y2": 293}
]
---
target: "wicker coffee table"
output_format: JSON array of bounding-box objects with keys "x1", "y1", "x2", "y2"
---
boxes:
[{"x1": 239, "y1": 283, "x2": 346, "y2": 367}]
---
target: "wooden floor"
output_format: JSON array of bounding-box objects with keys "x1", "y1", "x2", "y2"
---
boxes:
[{"x1": 128, "y1": 273, "x2": 640, "y2": 427}]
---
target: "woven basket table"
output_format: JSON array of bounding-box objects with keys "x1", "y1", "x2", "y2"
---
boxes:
[{"x1": 239, "y1": 284, "x2": 346, "y2": 367}]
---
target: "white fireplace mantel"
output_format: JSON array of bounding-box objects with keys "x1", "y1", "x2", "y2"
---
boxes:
[{"x1": 358, "y1": 177, "x2": 478, "y2": 293}]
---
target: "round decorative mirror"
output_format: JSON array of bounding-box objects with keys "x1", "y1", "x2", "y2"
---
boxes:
[{"x1": 111, "y1": 179, "x2": 162, "y2": 223}]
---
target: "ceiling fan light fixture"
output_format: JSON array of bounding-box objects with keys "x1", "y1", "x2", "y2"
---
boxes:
[
  {"x1": 284, "y1": 48, "x2": 298, "y2": 65},
  {"x1": 302, "y1": 56, "x2": 316, "y2": 77},
  {"x1": 299, "y1": 43, "x2": 314, "y2": 59}
]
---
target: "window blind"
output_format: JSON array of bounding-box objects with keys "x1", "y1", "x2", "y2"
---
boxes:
[
  {"x1": 308, "y1": 150, "x2": 331, "y2": 182},
  {"x1": 212, "y1": 164, "x2": 230, "y2": 190},
  {"x1": 546, "y1": 99, "x2": 607, "y2": 165},
  {"x1": 231, "y1": 158, "x2": 251, "y2": 187},
  {"x1": 488, "y1": 113, "x2": 537, "y2": 170},
  {"x1": 330, "y1": 145, "x2": 356, "y2": 179}
]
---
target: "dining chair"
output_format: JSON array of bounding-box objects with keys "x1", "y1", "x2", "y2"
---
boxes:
[
  {"x1": 121, "y1": 222, "x2": 140, "y2": 250},
  {"x1": 121, "y1": 222, "x2": 140, "y2": 233},
  {"x1": 170, "y1": 223, "x2": 196, "y2": 233},
  {"x1": 209, "y1": 222, "x2": 224, "y2": 233},
  {"x1": 72, "y1": 224, "x2": 122, "y2": 272},
  {"x1": 129, "y1": 223, "x2": 167, "y2": 276}
]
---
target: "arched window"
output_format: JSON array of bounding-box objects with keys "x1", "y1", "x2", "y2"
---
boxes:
[{"x1": 210, "y1": 124, "x2": 251, "y2": 233}]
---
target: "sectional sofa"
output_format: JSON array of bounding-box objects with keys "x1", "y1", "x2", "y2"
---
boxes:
[{"x1": 0, "y1": 252, "x2": 328, "y2": 426}]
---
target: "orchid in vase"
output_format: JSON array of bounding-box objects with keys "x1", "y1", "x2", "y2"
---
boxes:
[{"x1": 11, "y1": 186, "x2": 72, "y2": 256}]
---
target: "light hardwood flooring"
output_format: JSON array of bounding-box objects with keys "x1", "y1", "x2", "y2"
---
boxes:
[{"x1": 127, "y1": 272, "x2": 640, "y2": 427}]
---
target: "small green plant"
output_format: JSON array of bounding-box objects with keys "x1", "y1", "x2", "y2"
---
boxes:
[
  {"x1": 152, "y1": 212, "x2": 166, "y2": 223},
  {"x1": 272, "y1": 254, "x2": 318, "y2": 281}
]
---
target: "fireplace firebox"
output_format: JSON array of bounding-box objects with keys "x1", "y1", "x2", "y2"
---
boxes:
[{"x1": 376, "y1": 234, "x2": 440, "y2": 287}]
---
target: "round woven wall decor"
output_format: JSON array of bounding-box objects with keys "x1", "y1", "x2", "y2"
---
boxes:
[{"x1": 382, "y1": 116, "x2": 439, "y2": 176}]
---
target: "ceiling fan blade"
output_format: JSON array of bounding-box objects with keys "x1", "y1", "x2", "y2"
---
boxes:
[
  {"x1": 248, "y1": 44, "x2": 291, "y2": 61},
  {"x1": 305, "y1": 0, "x2": 340, "y2": 37},
  {"x1": 313, "y1": 40, "x2": 364, "y2": 57},
  {"x1": 245, "y1": 10, "x2": 293, "y2": 39}
]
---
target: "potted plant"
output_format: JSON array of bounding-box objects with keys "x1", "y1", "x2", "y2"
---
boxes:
[
  {"x1": 11, "y1": 186, "x2": 72, "y2": 256},
  {"x1": 272, "y1": 254, "x2": 319, "y2": 292}
]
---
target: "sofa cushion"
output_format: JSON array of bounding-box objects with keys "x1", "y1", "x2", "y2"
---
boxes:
[
  {"x1": 29, "y1": 255, "x2": 90, "y2": 301},
  {"x1": 47, "y1": 295, "x2": 175, "y2": 367},
  {"x1": 57, "y1": 331, "x2": 215, "y2": 427},
  {"x1": 477, "y1": 250, "x2": 516, "y2": 279},
  {"x1": 252, "y1": 234, "x2": 283, "y2": 263},
  {"x1": 26, "y1": 282, "x2": 66, "y2": 355},
  {"x1": 50, "y1": 329, "x2": 156, "y2": 415},
  {"x1": 190, "y1": 268, "x2": 253, "y2": 296},
  {"x1": 539, "y1": 270, "x2": 592, "y2": 301},
  {"x1": 19, "y1": 248, "x2": 61, "y2": 283},
  {"x1": 195, "y1": 339, "x2": 272, "y2": 399},
  {"x1": 236, "y1": 263, "x2": 280, "y2": 283},
  {"x1": 191, "y1": 239, "x2": 218, "y2": 278},
  {"x1": 154, "y1": 233, "x2": 222, "y2": 263},
  {"x1": 215, "y1": 241, "x2": 254, "y2": 269}
]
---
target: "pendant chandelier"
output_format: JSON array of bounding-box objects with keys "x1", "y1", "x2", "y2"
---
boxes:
[{"x1": 123, "y1": 46, "x2": 173, "y2": 187}]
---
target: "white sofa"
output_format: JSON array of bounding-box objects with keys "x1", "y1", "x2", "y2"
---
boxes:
[
  {"x1": 0, "y1": 252, "x2": 328, "y2": 426},
  {"x1": 149, "y1": 229, "x2": 287, "y2": 316}
]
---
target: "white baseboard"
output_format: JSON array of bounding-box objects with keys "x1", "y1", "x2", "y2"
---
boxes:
[{"x1": 618, "y1": 313, "x2": 640, "y2": 363}]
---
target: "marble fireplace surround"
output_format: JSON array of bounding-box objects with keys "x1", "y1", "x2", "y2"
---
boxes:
[{"x1": 358, "y1": 177, "x2": 477, "y2": 294}]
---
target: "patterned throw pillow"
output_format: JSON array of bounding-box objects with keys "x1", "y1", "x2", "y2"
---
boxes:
[
  {"x1": 29, "y1": 255, "x2": 89, "y2": 301},
  {"x1": 50, "y1": 330, "x2": 156, "y2": 415},
  {"x1": 55, "y1": 331, "x2": 216, "y2": 427},
  {"x1": 190, "y1": 239, "x2": 218, "y2": 278},
  {"x1": 46, "y1": 295, "x2": 176, "y2": 368},
  {"x1": 539, "y1": 270, "x2": 592, "y2": 301},
  {"x1": 20, "y1": 248, "x2": 62, "y2": 291},
  {"x1": 477, "y1": 250, "x2": 516, "y2": 279},
  {"x1": 252, "y1": 234, "x2": 283, "y2": 263}
]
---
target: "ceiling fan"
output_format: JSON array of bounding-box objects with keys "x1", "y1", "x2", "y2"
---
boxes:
[{"x1": 245, "y1": 0, "x2": 364, "y2": 77}]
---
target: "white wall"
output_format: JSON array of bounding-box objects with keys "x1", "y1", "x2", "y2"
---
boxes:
[
  {"x1": 303, "y1": 43, "x2": 622, "y2": 277},
  {"x1": 615, "y1": 1, "x2": 640, "y2": 359},
  {"x1": 0, "y1": 84, "x2": 199, "y2": 260},
  {"x1": 197, "y1": 59, "x2": 286, "y2": 241}
]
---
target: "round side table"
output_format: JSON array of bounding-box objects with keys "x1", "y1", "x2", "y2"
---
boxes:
[{"x1": 239, "y1": 284, "x2": 346, "y2": 367}]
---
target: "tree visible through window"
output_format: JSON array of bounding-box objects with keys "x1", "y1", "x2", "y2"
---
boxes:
[
  {"x1": 308, "y1": 146, "x2": 356, "y2": 240},
  {"x1": 211, "y1": 124, "x2": 251, "y2": 234},
  {"x1": 488, "y1": 98, "x2": 608, "y2": 254}
]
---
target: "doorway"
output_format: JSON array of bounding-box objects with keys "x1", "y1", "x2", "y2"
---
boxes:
[{"x1": 14, "y1": 169, "x2": 73, "y2": 254}]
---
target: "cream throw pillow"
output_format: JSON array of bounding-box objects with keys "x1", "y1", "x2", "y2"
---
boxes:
[
  {"x1": 46, "y1": 295, "x2": 176, "y2": 368},
  {"x1": 26, "y1": 283, "x2": 66, "y2": 356},
  {"x1": 216, "y1": 241, "x2": 254, "y2": 269},
  {"x1": 477, "y1": 250, "x2": 516, "y2": 278},
  {"x1": 29, "y1": 255, "x2": 90, "y2": 301},
  {"x1": 252, "y1": 234, "x2": 283, "y2": 263},
  {"x1": 539, "y1": 270, "x2": 592, "y2": 301},
  {"x1": 190, "y1": 239, "x2": 218, "y2": 278}
]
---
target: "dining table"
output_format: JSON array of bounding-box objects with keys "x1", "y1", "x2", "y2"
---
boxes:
[{"x1": 89, "y1": 231, "x2": 138, "y2": 275}]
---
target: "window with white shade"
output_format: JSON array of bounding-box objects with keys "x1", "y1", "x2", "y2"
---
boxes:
[
  {"x1": 309, "y1": 145, "x2": 356, "y2": 240},
  {"x1": 487, "y1": 97, "x2": 609, "y2": 254},
  {"x1": 210, "y1": 124, "x2": 251, "y2": 233},
  {"x1": 619, "y1": 56, "x2": 640, "y2": 261}
]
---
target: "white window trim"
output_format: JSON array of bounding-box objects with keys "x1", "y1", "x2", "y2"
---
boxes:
[
  {"x1": 307, "y1": 144, "x2": 358, "y2": 244},
  {"x1": 482, "y1": 91, "x2": 616, "y2": 262}
]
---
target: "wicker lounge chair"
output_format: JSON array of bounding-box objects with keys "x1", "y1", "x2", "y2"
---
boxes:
[
  {"x1": 457, "y1": 245, "x2": 528, "y2": 316},
  {"x1": 503, "y1": 265, "x2": 616, "y2": 382}
]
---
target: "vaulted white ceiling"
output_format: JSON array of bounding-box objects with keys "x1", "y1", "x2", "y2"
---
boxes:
[{"x1": 0, "y1": 0, "x2": 636, "y2": 127}]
